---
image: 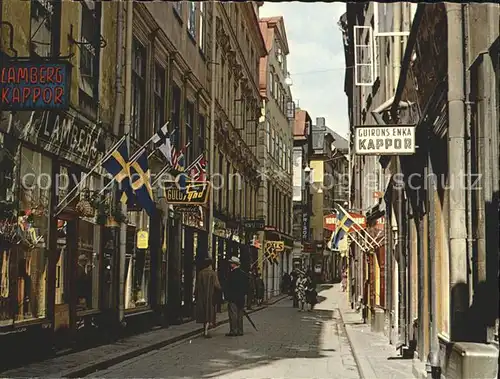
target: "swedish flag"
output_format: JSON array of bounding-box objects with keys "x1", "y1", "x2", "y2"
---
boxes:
[
  {"x1": 332, "y1": 208, "x2": 354, "y2": 249},
  {"x1": 101, "y1": 139, "x2": 135, "y2": 205},
  {"x1": 129, "y1": 149, "x2": 155, "y2": 217}
]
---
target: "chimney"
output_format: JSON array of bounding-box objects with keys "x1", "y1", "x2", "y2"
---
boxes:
[{"x1": 316, "y1": 117, "x2": 325, "y2": 127}]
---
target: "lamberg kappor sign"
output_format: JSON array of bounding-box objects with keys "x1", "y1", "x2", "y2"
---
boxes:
[
  {"x1": 354, "y1": 125, "x2": 416, "y2": 155},
  {"x1": 0, "y1": 61, "x2": 71, "y2": 111}
]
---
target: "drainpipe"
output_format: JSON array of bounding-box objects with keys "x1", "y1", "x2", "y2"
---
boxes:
[
  {"x1": 426, "y1": 127, "x2": 440, "y2": 378},
  {"x1": 119, "y1": 0, "x2": 133, "y2": 324},
  {"x1": 446, "y1": 3, "x2": 468, "y2": 342},
  {"x1": 462, "y1": 4, "x2": 475, "y2": 310}
]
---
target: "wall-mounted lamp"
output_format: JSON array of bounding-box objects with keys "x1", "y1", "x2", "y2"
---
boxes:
[
  {"x1": 317, "y1": 188, "x2": 323, "y2": 194},
  {"x1": 304, "y1": 166, "x2": 311, "y2": 173},
  {"x1": 285, "y1": 72, "x2": 293, "y2": 86}
]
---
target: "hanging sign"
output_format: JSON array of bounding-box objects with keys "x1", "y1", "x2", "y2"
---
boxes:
[
  {"x1": 354, "y1": 125, "x2": 416, "y2": 155},
  {"x1": 164, "y1": 181, "x2": 210, "y2": 205},
  {"x1": 136, "y1": 230, "x2": 149, "y2": 249},
  {"x1": 323, "y1": 214, "x2": 337, "y2": 231},
  {"x1": 0, "y1": 61, "x2": 71, "y2": 111},
  {"x1": 265, "y1": 240, "x2": 284, "y2": 252}
]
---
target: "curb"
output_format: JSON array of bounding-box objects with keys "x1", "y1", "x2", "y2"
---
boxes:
[
  {"x1": 337, "y1": 307, "x2": 377, "y2": 379},
  {"x1": 61, "y1": 295, "x2": 288, "y2": 378}
]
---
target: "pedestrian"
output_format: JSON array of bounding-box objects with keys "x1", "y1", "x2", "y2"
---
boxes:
[
  {"x1": 246, "y1": 269, "x2": 256, "y2": 310},
  {"x1": 290, "y1": 269, "x2": 299, "y2": 307},
  {"x1": 223, "y1": 256, "x2": 248, "y2": 336},
  {"x1": 341, "y1": 269, "x2": 348, "y2": 292},
  {"x1": 195, "y1": 257, "x2": 221, "y2": 338},
  {"x1": 305, "y1": 275, "x2": 318, "y2": 312},
  {"x1": 255, "y1": 272, "x2": 265, "y2": 305},
  {"x1": 295, "y1": 271, "x2": 307, "y2": 311},
  {"x1": 282, "y1": 272, "x2": 291, "y2": 294}
]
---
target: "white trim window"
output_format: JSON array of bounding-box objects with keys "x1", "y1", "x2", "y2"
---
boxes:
[
  {"x1": 187, "y1": 2, "x2": 196, "y2": 38},
  {"x1": 198, "y1": 2, "x2": 206, "y2": 52}
]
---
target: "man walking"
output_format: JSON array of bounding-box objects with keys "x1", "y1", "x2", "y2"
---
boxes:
[
  {"x1": 195, "y1": 258, "x2": 221, "y2": 338},
  {"x1": 224, "y1": 256, "x2": 248, "y2": 336}
]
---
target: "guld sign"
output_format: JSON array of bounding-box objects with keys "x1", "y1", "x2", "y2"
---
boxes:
[
  {"x1": 164, "y1": 181, "x2": 211, "y2": 205},
  {"x1": 0, "y1": 61, "x2": 71, "y2": 111}
]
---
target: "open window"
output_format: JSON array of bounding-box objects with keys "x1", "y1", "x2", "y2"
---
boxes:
[
  {"x1": 373, "y1": 3, "x2": 411, "y2": 37},
  {"x1": 354, "y1": 26, "x2": 375, "y2": 86}
]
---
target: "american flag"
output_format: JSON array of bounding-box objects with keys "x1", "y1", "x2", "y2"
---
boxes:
[
  {"x1": 171, "y1": 141, "x2": 190, "y2": 172},
  {"x1": 187, "y1": 154, "x2": 206, "y2": 181}
]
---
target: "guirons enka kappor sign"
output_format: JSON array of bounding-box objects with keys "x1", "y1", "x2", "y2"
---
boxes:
[{"x1": 354, "y1": 125, "x2": 416, "y2": 155}]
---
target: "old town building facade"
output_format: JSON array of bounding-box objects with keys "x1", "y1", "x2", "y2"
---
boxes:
[
  {"x1": 0, "y1": 0, "x2": 270, "y2": 363},
  {"x1": 257, "y1": 16, "x2": 294, "y2": 299}
]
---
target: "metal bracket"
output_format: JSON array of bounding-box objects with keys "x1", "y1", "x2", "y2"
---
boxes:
[
  {"x1": 0, "y1": 21, "x2": 18, "y2": 57},
  {"x1": 69, "y1": 24, "x2": 107, "y2": 50}
]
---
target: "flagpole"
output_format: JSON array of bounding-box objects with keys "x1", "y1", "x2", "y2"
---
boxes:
[
  {"x1": 208, "y1": 0, "x2": 217, "y2": 259},
  {"x1": 55, "y1": 134, "x2": 127, "y2": 214},
  {"x1": 336, "y1": 202, "x2": 379, "y2": 246}
]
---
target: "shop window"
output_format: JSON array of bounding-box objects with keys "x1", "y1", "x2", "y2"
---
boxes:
[
  {"x1": 30, "y1": 0, "x2": 56, "y2": 57},
  {"x1": 131, "y1": 38, "x2": 147, "y2": 143},
  {"x1": 187, "y1": 2, "x2": 196, "y2": 39},
  {"x1": 79, "y1": 1, "x2": 102, "y2": 119},
  {"x1": 198, "y1": 2, "x2": 206, "y2": 53},
  {"x1": 125, "y1": 211, "x2": 150, "y2": 309},
  {"x1": 76, "y1": 219, "x2": 100, "y2": 312},
  {"x1": 0, "y1": 147, "x2": 51, "y2": 326},
  {"x1": 185, "y1": 101, "x2": 195, "y2": 165},
  {"x1": 153, "y1": 63, "x2": 166, "y2": 131}
]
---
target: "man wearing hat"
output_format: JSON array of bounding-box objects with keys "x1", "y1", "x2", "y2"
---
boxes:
[{"x1": 224, "y1": 256, "x2": 248, "y2": 336}]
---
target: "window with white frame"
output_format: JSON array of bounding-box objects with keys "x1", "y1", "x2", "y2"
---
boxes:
[
  {"x1": 198, "y1": 2, "x2": 206, "y2": 52},
  {"x1": 373, "y1": 3, "x2": 411, "y2": 36},
  {"x1": 187, "y1": 2, "x2": 196, "y2": 38},
  {"x1": 353, "y1": 26, "x2": 375, "y2": 86}
]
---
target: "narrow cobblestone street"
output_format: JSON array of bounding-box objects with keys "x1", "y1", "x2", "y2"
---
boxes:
[{"x1": 91, "y1": 286, "x2": 360, "y2": 379}]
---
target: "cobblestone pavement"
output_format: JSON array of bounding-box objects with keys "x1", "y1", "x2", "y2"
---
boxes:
[{"x1": 91, "y1": 289, "x2": 360, "y2": 379}]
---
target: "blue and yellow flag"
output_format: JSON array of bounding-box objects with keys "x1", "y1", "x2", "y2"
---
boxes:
[
  {"x1": 129, "y1": 149, "x2": 155, "y2": 217},
  {"x1": 101, "y1": 139, "x2": 135, "y2": 206},
  {"x1": 332, "y1": 208, "x2": 354, "y2": 249}
]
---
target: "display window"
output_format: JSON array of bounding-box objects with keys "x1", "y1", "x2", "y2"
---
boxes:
[
  {"x1": 125, "y1": 210, "x2": 150, "y2": 309},
  {"x1": 0, "y1": 146, "x2": 50, "y2": 326}
]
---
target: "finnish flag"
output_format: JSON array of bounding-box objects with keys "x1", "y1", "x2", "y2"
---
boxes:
[{"x1": 152, "y1": 122, "x2": 173, "y2": 165}]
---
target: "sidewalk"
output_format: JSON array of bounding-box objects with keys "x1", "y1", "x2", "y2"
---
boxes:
[
  {"x1": 330, "y1": 285, "x2": 415, "y2": 379},
  {"x1": 1, "y1": 295, "x2": 288, "y2": 378}
]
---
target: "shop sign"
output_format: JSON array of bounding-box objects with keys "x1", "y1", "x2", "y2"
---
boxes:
[
  {"x1": 54, "y1": 303, "x2": 70, "y2": 331},
  {"x1": 348, "y1": 212, "x2": 366, "y2": 231},
  {"x1": 323, "y1": 214, "x2": 337, "y2": 231},
  {"x1": 354, "y1": 125, "x2": 416, "y2": 155},
  {"x1": 264, "y1": 225, "x2": 276, "y2": 231},
  {"x1": 182, "y1": 209, "x2": 206, "y2": 231},
  {"x1": 0, "y1": 110, "x2": 106, "y2": 169},
  {"x1": 164, "y1": 181, "x2": 210, "y2": 205},
  {"x1": 0, "y1": 60, "x2": 71, "y2": 111},
  {"x1": 136, "y1": 230, "x2": 149, "y2": 249},
  {"x1": 302, "y1": 212, "x2": 310, "y2": 242},
  {"x1": 265, "y1": 240, "x2": 284, "y2": 252},
  {"x1": 243, "y1": 219, "x2": 265, "y2": 230}
]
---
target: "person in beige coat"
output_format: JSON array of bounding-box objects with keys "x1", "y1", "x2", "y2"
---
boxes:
[{"x1": 195, "y1": 258, "x2": 221, "y2": 338}]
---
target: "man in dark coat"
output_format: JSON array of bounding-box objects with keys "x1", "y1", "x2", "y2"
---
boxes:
[
  {"x1": 224, "y1": 256, "x2": 248, "y2": 336},
  {"x1": 255, "y1": 272, "x2": 265, "y2": 305},
  {"x1": 195, "y1": 258, "x2": 221, "y2": 338}
]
